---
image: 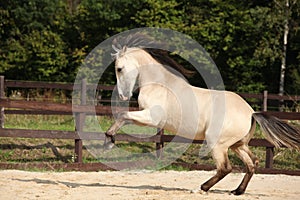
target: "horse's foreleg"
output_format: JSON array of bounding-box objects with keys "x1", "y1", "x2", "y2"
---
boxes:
[
  {"x1": 104, "y1": 112, "x2": 128, "y2": 149},
  {"x1": 125, "y1": 106, "x2": 165, "y2": 127},
  {"x1": 106, "y1": 112, "x2": 128, "y2": 136},
  {"x1": 104, "y1": 107, "x2": 164, "y2": 149}
]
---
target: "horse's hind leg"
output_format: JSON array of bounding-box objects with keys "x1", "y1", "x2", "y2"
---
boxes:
[
  {"x1": 231, "y1": 144, "x2": 259, "y2": 195},
  {"x1": 201, "y1": 146, "x2": 232, "y2": 192}
]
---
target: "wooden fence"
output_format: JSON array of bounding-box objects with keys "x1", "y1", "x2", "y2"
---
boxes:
[{"x1": 0, "y1": 76, "x2": 299, "y2": 170}]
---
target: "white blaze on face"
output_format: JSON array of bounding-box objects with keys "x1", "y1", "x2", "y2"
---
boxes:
[{"x1": 115, "y1": 56, "x2": 139, "y2": 101}]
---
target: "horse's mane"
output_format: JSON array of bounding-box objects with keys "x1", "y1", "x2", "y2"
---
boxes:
[{"x1": 112, "y1": 33, "x2": 194, "y2": 78}]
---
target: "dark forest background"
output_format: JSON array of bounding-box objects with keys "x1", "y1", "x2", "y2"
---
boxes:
[{"x1": 1, "y1": 0, "x2": 300, "y2": 94}]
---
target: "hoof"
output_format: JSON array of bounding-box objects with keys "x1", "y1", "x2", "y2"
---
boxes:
[
  {"x1": 231, "y1": 189, "x2": 245, "y2": 195},
  {"x1": 200, "y1": 184, "x2": 210, "y2": 192},
  {"x1": 190, "y1": 188, "x2": 207, "y2": 194},
  {"x1": 103, "y1": 141, "x2": 115, "y2": 150},
  {"x1": 104, "y1": 136, "x2": 115, "y2": 150}
]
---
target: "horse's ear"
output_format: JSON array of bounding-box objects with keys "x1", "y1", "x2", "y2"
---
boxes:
[
  {"x1": 112, "y1": 44, "x2": 119, "y2": 53},
  {"x1": 112, "y1": 44, "x2": 122, "y2": 59},
  {"x1": 122, "y1": 46, "x2": 127, "y2": 53}
]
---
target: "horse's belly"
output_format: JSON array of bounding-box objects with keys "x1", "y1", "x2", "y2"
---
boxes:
[{"x1": 163, "y1": 118, "x2": 206, "y2": 141}]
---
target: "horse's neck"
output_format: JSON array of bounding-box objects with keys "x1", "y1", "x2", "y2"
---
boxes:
[
  {"x1": 127, "y1": 49, "x2": 189, "y2": 90},
  {"x1": 138, "y1": 58, "x2": 187, "y2": 88}
]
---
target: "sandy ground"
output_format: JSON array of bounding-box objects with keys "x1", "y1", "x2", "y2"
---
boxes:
[{"x1": 0, "y1": 170, "x2": 299, "y2": 200}]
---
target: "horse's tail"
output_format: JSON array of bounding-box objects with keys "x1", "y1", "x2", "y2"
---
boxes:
[{"x1": 252, "y1": 112, "x2": 300, "y2": 150}]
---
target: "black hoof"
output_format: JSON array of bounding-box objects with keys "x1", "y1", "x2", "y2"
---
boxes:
[
  {"x1": 200, "y1": 184, "x2": 210, "y2": 192},
  {"x1": 103, "y1": 141, "x2": 115, "y2": 150},
  {"x1": 104, "y1": 135, "x2": 115, "y2": 150},
  {"x1": 231, "y1": 189, "x2": 245, "y2": 195}
]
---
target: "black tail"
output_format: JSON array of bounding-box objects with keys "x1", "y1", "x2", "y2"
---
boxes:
[{"x1": 252, "y1": 112, "x2": 300, "y2": 150}]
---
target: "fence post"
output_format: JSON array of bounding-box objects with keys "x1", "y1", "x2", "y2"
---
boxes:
[
  {"x1": 265, "y1": 147, "x2": 274, "y2": 168},
  {"x1": 263, "y1": 90, "x2": 268, "y2": 112},
  {"x1": 0, "y1": 76, "x2": 5, "y2": 128},
  {"x1": 262, "y1": 90, "x2": 274, "y2": 168},
  {"x1": 75, "y1": 79, "x2": 86, "y2": 163},
  {"x1": 156, "y1": 128, "x2": 164, "y2": 158}
]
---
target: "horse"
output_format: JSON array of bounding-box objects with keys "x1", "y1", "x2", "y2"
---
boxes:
[{"x1": 104, "y1": 35, "x2": 300, "y2": 195}]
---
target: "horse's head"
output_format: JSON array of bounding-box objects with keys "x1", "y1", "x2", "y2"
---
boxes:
[{"x1": 113, "y1": 46, "x2": 140, "y2": 101}]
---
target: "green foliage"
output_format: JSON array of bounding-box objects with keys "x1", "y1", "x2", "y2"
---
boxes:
[
  {"x1": 132, "y1": 0, "x2": 186, "y2": 31},
  {"x1": 184, "y1": 1, "x2": 276, "y2": 92},
  {"x1": 0, "y1": 0, "x2": 300, "y2": 94},
  {"x1": 0, "y1": 0, "x2": 69, "y2": 81},
  {"x1": 6, "y1": 30, "x2": 68, "y2": 81}
]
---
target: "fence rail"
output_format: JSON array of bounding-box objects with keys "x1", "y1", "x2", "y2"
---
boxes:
[{"x1": 0, "y1": 76, "x2": 299, "y2": 170}]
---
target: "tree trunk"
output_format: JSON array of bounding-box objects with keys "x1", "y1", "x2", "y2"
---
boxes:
[
  {"x1": 279, "y1": 0, "x2": 290, "y2": 111},
  {"x1": 279, "y1": 0, "x2": 289, "y2": 97}
]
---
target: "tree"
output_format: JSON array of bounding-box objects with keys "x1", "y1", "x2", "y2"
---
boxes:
[
  {"x1": 0, "y1": 0, "x2": 69, "y2": 81},
  {"x1": 184, "y1": 0, "x2": 271, "y2": 92},
  {"x1": 132, "y1": 0, "x2": 186, "y2": 31},
  {"x1": 274, "y1": 0, "x2": 299, "y2": 96},
  {"x1": 285, "y1": 1, "x2": 300, "y2": 94},
  {"x1": 74, "y1": 0, "x2": 142, "y2": 51},
  {"x1": 0, "y1": 0, "x2": 300, "y2": 96},
  {"x1": 184, "y1": 0, "x2": 300, "y2": 95}
]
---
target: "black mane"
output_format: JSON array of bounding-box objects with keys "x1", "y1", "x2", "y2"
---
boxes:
[{"x1": 112, "y1": 33, "x2": 194, "y2": 78}]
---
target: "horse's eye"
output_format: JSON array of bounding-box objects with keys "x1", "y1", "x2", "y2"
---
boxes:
[{"x1": 117, "y1": 68, "x2": 122, "y2": 72}]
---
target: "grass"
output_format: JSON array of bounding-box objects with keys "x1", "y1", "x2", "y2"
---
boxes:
[
  {"x1": 4, "y1": 114, "x2": 75, "y2": 130},
  {"x1": 0, "y1": 114, "x2": 299, "y2": 171}
]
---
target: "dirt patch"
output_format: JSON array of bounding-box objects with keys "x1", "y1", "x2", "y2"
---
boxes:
[{"x1": 0, "y1": 170, "x2": 299, "y2": 200}]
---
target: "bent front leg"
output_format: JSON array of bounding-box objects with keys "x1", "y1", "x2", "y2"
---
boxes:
[
  {"x1": 104, "y1": 112, "x2": 128, "y2": 149},
  {"x1": 104, "y1": 106, "x2": 165, "y2": 149},
  {"x1": 106, "y1": 112, "x2": 128, "y2": 136}
]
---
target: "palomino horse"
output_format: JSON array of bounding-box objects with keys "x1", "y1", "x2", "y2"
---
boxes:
[{"x1": 104, "y1": 35, "x2": 300, "y2": 195}]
